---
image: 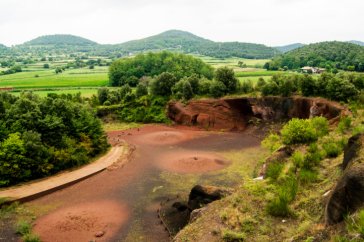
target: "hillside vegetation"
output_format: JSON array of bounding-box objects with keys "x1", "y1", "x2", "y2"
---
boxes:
[
  {"x1": 275, "y1": 43, "x2": 305, "y2": 53},
  {"x1": 114, "y1": 30, "x2": 279, "y2": 59},
  {"x1": 24, "y1": 34, "x2": 98, "y2": 46},
  {"x1": 267, "y1": 41, "x2": 364, "y2": 72}
]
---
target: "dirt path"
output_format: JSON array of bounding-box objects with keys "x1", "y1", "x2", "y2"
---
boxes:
[{"x1": 29, "y1": 125, "x2": 263, "y2": 242}]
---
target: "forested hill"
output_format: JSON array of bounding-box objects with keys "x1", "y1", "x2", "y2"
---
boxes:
[
  {"x1": 349, "y1": 40, "x2": 364, "y2": 46},
  {"x1": 114, "y1": 30, "x2": 279, "y2": 59},
  {"x1": 266, "y1": 41, "x2": 364, "y2": 72},
  {"x1": 275, "y1": 43, "x2": 305, "y2": 53},
  {"x1": 23, "y1": 34, "x2": 98, "y2": 46}
]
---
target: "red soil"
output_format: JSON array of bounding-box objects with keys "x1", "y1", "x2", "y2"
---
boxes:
[
  {"x1": 156, "y1": 151, "x2": 230, "y2": 174},
  {"x1": 33, "y1": 200, "x2": 129, "y2": 242}
]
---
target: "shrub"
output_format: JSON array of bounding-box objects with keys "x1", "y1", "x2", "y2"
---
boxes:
[
  {"x1": 215, "y1": 67, "x2": 238, "y2": 94},
  {"x1": 337, "y1": 116, "x2": 352, "y2": 133},
  {"x1": 172, "y1": 78, "x2": 194, "y2": 100},
  {"x1": 22, "y1": 234, "x2": 41, "y2": 242},
  {"x1": 281, "y1": 119, "x2": 317, "y2": 145},
  {"x1": 261, "y1": 133, "x2": 281, "y2": 153},
  {"x1": 291, "y1": 151, "x2": 305, "y2": 169},
  {"x1": 241, "y1": 80, "x2": 254, "y2": 94},
  {"x1": 135, "y1": 83, "x2": 148, "y2": 98},
  {"x1": 256, "y1": 77, "x2": 266, "y2": 91},
  {"x1": 266, "y1": 162, "x2": 284, "y2": 181},
  {"x1": 310, "y1": 117, "x2": 329, "y2": 137},
  {"x1": 322, "y1": 141, "x2": 342, "y2": 158},
  {"x1": 15, "y1": 221, "x2": 31, "y2": 235},
  {"x1": 209, "y1": 81, "x2": 226, "y2": 98},
  {"x1": 150, "y1": 72, "x2": 177, "y2": 96},
  {"x1": 299, "y1": 169, "x2": 318, "y2": 185},
  {"x1": 221, "y1": 229, "x2": 245, "y2": 242},
  {"x1": 198, "y1": 78, "x2": 212, "y2": 95},
  {"x1": 267, "y1": 176, "x2": 298, "y2": 217}
]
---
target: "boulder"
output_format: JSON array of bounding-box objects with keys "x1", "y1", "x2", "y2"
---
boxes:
[
  {"x1": 188, "y1": 185, "x2": 233, "y2": 210},
  {"x1": 326, "y1": 133, "x2": 364, "y2": 225}
]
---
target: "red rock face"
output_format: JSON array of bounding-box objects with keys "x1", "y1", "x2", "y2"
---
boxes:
[{"x1": 168, "y1": 97, "x2": 348, "y2": 131}]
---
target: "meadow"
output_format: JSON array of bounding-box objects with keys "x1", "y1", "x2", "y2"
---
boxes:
[{"x1": 0, "y1": 55, "x2": 279, "y2": 96}]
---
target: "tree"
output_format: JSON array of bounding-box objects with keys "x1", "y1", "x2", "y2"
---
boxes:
[
  {"x1": 172, "y1": 79, "x2": 194, "y2": 100},
  {"x1": 43, "y1": 63, "x2": 50, "y2": 69},
  {"x1": 136, "y1": 83, "x2": 148, "y2": 98},
  {"x1": 209, "y1": 81, "x2": 226, "y2": 98},
  {"x1": 97, "y1": 88, "x2": 109, "y2": 105},
  {"x1": 150, "y1": 72, "x2": 177, "y2": 96},
  {"x1": 215, "y1": 67, "x2": 238, "y2": 94}
]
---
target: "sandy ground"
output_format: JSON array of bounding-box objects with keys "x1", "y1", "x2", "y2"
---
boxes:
[{"x1": 29, "y1": 124, "x2": 262, "y2": 242}]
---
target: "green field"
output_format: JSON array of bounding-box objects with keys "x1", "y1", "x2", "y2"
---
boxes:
[
  {"x1": 10, "y1": 88, "x2": 100, "y2": 97},
  {"x1": 0, "y1": 66, "x2": 108, "y2": 89}
]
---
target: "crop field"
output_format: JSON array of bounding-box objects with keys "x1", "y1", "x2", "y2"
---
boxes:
[
  {"x1": 0, "y1": 66, "x2": 108, "y2": 89},
  {"x1": 195, "y1": 55, "x2": 270, "y2": 69}
]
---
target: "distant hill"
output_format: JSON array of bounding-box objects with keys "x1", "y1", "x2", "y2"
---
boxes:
[
  {"x1": 275, "y1": 43, "x2": 305, "y2": 53},
  {"x1": 115, "y1": 30, "x2": 279, "y2": 59},
  {"x1": 24, "y1": 34, "x2": 98, "y2": 46},
  {"x1": 0, "y1": 44, "x2": 7, "y2": 49},
  {"x1": 267, "y1": 41, "x2": 364, "y2": 72},
  {"x1": 349, "y1": 40, "x2": 364, "y2": 46}
]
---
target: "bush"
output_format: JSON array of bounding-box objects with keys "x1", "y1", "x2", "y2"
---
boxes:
[
  {"x1": 15, "y1": 221, "x2": 31, "y2": 235},
  {"x1": 22, "y1": 234, "x2": 41, "y2": 242},
  {"x1": 299, "y1": 169, "x2": 318, "y2": 185},
  {"x1": 311, "y1": 117, "x2": 329, "y2": 137},
  {"x1": 150, "y1": 72, "x2": 177, "y2": 96},
  {"x1": 221, "y1": 229, "x2": 245, "y2": 242},
  {"x1": 198, "y1": 78, "x2": 212, "y2": 95},
  {"x1": 291, "y1": 151, "x2": 305, "y2": 169},
  {"x1": 172, "y1": 78, "x2": 194, "y2": 100},
  {"x1": 281, "y1": 119, "x2": 317, "y2": 145},
  {"x1": 337, "y1": 116, "x2": 352, "y2": 133},
  {"x1": 135, "y1": 83, "x2": 148, "y2": 98},
  {"x1": 241, "y1": 80, "x2": 254, "y2": 94},
  {"x1": 215, "y1": 67, "x2": 239, "y2": 94},
  {"x1": 261, "y1": 133, "x2": 281, "y2": 153},
  {"x1": 266, "y1": 162, "x2": 284, "y2": 181},
  {"x1": 209, "y1": 81, "x2": 226, "y2": 98},
  {"x1": 322, "y1": 141, "x2": 342, "y2": 158},
  {"x1": 267, "y1": 176, "x2": 298, "y2": 217}
]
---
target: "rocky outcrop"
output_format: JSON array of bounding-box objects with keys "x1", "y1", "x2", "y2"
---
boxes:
[
  {"x1": 325, "y1": 134, "x2": 364, "y2": 225},
  {"x1": 159, "y1": 185, "x2": 232, "y2": 236},
  {"x1": 188, "y1": 185, "x2": 233, "y2": 210},
  {"x1": 168, "y1": 97, "x2": 348, "y2": 131}
]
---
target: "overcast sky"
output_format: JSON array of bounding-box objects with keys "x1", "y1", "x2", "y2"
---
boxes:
[{"x1": 0, "y1": 0, "x2": 363, "y2": 47}]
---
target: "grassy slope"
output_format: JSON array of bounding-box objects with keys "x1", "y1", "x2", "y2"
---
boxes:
[{"x1": 175, "y1": 111, "x2": 364, "y2": 242}]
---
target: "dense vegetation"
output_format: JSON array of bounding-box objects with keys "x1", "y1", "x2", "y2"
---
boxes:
[
  {"x1": 0, "y1": 92, "x2": 109, "y2": 187},
  {"x1": 274, "y1": 43, "x2": 305, "y2": 53},
  {"x1": 24, "y1": 34, "x2": 98, "y2": 46},
  {"x1": 267, "y1": 41, "x2": 364, "y2": 72},
  {"x1": 109, "y1": 51, "x2": 214, "y2": 86},
  {"x1": 115, "y1": 30, "x2": 279, "y2": 59}
]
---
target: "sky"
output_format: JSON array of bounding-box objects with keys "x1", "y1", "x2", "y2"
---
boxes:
[{"x1": 0, "y1": 0, "x2": 363, "y2": 47}]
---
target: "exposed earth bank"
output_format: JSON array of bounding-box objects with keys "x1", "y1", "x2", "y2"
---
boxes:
[{"x1": 168, "y1": 96, "x2": 348, "y2": 131}]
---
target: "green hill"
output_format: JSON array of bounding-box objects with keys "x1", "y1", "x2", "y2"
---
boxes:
[
  {"x1": 275, "y1": 43, "x2": 305, "y2": 53},
  {"x1": 115, "y1": 30, "x2": 279, "y2": 59},
  {"x1": 267, "y1": 41, "x2": 364, "y2": 72},
  {"x1": 24, "y1": 34, "x2": 98, "y2": 46},
  {"x1": 349, "y1": 40, "x2": 364, "y2": 46}
]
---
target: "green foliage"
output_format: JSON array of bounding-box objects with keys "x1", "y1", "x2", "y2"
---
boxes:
[
  {"x1": 346, "y1": 209, "x2": 364, "y2": 236},
  {"x1": 198, "y1": 78, "x2": 212, "y2": 95},
  {"x1": 209, "y1": 80, "x2": 226, "y2": 98},
  {"x1": 266, "y1": 162, "x2": 284, "y2": 181},
  {"x1": 261, "y1": 133, "x2": 282, "y2": 152},
  {"x1": 0, "y1": 92, "x2": 109, "y2": 187},
  {"x1": 172, "y1": 78, "x2": 194, "y2": 100},
  {"x1": 291, "y1": 151, "x2": 305, "y2": 168},
  {"x1": 322, "y1": 141, "x2": 342, "y2": 158},
  {"x1": 15, "y1": 220, "x2": 31, "y2": 235},
  {"x1": 22, "y1": 234, "x2": 41, "y2": 242},
  {"x1": 298, "y1": 169, "x2": 318, "y2": 185},
  {"x1": 338, "y1": 116, "x2": 352, "y2": 133},
  {"x1": 241, "y1": 80, "x2": 254, "y2": 94},
  {"x1": 150, "y1": 72, "x2": 178, "y2": 96},
  {"x1": 135, "y1": 83, "x2": 149, "y2": 98},
  {"x1": 109, "y1": 51, "x2": 214, "y2": 86},
  {"x1": 267, "y1": 176, "x2": 298, "y2": 217},
  {"x1": 281, "y1": 119, "x2": 317, "y2": 145},
  {"x1": 310, "y1": 116, "x2": 329, "y2": 137},
  {"x1": 215, "y1": 67, "x2": 239, "y2": 94},
  {"x1": 221, "y1": 229, "x2": 245, "y2": 242},
  {"x1": 267, "y1": 41, "x2": 364, "y2": 72}
]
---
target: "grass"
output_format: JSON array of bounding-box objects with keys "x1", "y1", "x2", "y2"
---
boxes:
[
  {"x1": 10, "y1": 88, "x2": 100, "y2": 97},
  {"x1": 0, "y1": 66, "x2": 108, "y2": 89},
  {"x1": 102, "y1": 121, "x2": 141, "y2": 131}
]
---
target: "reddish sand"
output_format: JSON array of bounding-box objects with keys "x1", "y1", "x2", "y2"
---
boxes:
[
  {"x1": 33, "y1": 200, "x2": 129, "y2": 242},
  {"x1": 28, "y1": 124, "x2": 261, "y2": 242},
  {"x1": 156, "y1": 151, "x2": 230, "y2": 174}
]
